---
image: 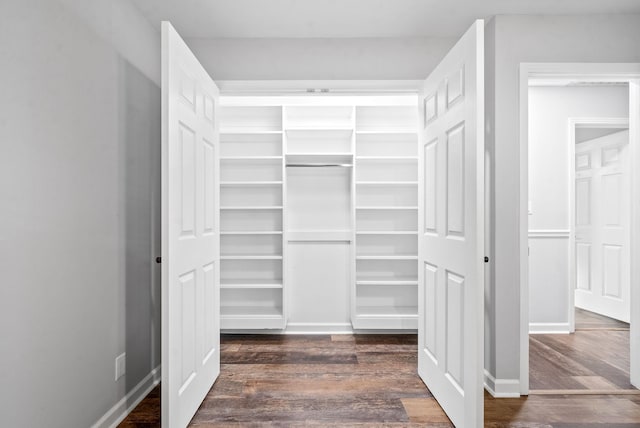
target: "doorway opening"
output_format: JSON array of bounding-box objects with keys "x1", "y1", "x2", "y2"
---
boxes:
[{"x1": 519, "y1": 63, "x2": 640, "y2": 394}]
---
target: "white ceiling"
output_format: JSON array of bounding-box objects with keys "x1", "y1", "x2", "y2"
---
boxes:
[{"x1": 130, "y1": 0, "x2": 640, "y2": 39}]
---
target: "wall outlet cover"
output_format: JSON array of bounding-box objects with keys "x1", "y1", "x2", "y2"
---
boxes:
[{"x1": 115, "y1": 352, "x2": 126, "y2": 381}]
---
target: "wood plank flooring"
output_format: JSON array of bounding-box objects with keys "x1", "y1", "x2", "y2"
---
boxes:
[
  {"x1": 120, "y1": 329, "x2": 640, "y2": 427},
  {"x1": 530, "y1": 308, "x2": 633, "y2": 392}
]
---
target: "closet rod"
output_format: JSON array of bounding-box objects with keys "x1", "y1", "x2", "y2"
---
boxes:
[{"x1": 286, "y1": 163, "x2": 352, "y2": 168}]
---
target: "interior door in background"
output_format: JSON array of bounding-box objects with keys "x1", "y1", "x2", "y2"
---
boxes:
[{"x1": 575, "y1": 130, "x2": 630, "y2": 322}]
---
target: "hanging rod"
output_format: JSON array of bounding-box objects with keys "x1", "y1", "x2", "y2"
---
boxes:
[{"x1": 286, "y1": 163, "x2": 352, "y2": 168}]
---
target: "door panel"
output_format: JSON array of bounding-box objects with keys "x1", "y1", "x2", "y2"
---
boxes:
[
  {"x1": 418, "y1": 20, "x2": 484, "y2": 428},
  {"x1": 575, "y1": 130, "x2": 630, "y2": 322},
  {"x1": 162, "y1": 21, "x2": 220, "y2": 428}
]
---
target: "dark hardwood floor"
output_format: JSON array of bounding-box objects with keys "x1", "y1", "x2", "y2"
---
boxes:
[
  {"x1": 120, "y1": 329, "x2": 640, "y2": 427},
  {"x1": 575, "y1": 307, "x2": 630, "y2": 330},
  {"x1": 530, "y1": 308, "x2": 633, "y2": 392}
]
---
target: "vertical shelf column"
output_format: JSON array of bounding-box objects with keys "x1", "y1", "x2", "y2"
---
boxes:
[
  {"x1": 283, "y1": 105, "x2": 355, "y2": 331},
  {"x1": 219, "y1": 103, "x2": 285, "y2": 329},
  {"x1": 353, "y1": 104, "x2": 420, "y2": 329}
]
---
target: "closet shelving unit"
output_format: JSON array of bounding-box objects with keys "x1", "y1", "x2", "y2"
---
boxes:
[
  {"x1": 352, "y1": 105, "x2": 419, "y2": 329},
  {"x1": 219, "y1": 97, "x2": 418, "y2": 331},
  {"x1": 219, "y1": 105, "x2": 285, "y2": 329}
]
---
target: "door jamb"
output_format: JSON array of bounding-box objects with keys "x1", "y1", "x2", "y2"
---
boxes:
[{"x1": 519, "y1": 63, "x2": 640, "y2": 395}]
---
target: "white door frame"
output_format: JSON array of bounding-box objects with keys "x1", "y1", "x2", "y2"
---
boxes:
[
  {"x1": 519, "y1": 63, "x2": 640, "y2": 394},
  {"x1": 568, "y1": 117, "x2": 630, "y2": 332}
]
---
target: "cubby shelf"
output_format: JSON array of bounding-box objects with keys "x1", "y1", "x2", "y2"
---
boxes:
[
  {"x1": 285, "y1": 127, "x2": 354, "y2": 132},
  {"x1": 221, "y1": 280, "x2": 283, "y2": 289},
  {"x1": 355, "y1": 156, "x2": 418, "y2": 161},
  {"x1": 356, "y1": 181, "x2": 418, "y2": 186},
  {"x1": 356, "y1": 206, "x2": 418, "y2": 210},
  {"x1": 220, "y1": 206, "x2": 283, "y2": 210},
  {"x1": 355, "y1": 255, "x2": 418, "y2": 261},
  {"x1": 220, "y1": 130, "x2": 283, "y2": 135},
  {"x1": 220, "y1": 181, "x2": 283, "y2": 186},
  {"x1": 221, "y1": 307, "x2": 283, "y2": 318},
  {"x1": 220, "y1": 231, "x2": 283, "y2": 235},
  {"x1": 356, "y1": 231, "x2": 419, "y2": 235},
  {"x1": 356, "y1": 306, "x2": 418, "y2": 317},
  {"x1": 355, "y1": 129, "x2": 417, "y2": 135},
  {"x1": 221, "y1": 255, "x2": 283, "y2": 260},
  {"x1": 285, "y1": 153, "x2": 353, "y2": 165},
  {"x1": 221, "y1": 156, "x2": 283, "y2": 161},
  {"x1": 356, "y1": 280, "x2": 418, "y2": 286}
]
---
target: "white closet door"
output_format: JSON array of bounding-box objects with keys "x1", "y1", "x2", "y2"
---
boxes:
[
  {"x1": 161, "y1": 21, "x2": 220, "y2": 428},
  {"x1": 575, "y1": 131, "x2": 630, "y2": 322},
  {"x1": 418, "y1": 20, "x2": 484, "y2": 428}
]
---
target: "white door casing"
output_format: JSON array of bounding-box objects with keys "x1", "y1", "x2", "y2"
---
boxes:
[
  {"x1": 418, "y1": 20, "x2": 484, "y2": 428},
  {"x1": 161, "y1": 21, "x2": 220, "y2": 428},
  {"x1": 575, "y1": 130, "x2": 630, "y2": 322}
]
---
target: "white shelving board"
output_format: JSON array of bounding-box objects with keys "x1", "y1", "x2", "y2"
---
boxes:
[
  {"x1": 219, "y1": 95, "x2": 419, "y2": 332},
  {"x1": 352, "y1": 105, "x2": 419, "y2": 330},
  {"x1": 219, "y1": 103, "x2": 285, "y2": 330}
]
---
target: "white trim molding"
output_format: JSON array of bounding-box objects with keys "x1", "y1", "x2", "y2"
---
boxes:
[
  {"x1": 484, "y1": 370, "x2": 521, "y2": 398},
  {"x1": 528, "y1": 229, "x2": 570, "y2": 239},
  {"x1": 285, "y1": 322, "x2": 354, "y2": 334},
  {"x1": 91, "y1": 365, "x2": 161, "y2": 428},
  {"x1": 529, "y1": 322, "x2": 571, "y2": 334},
  {"x1": 217, "y1": 79, "x2": 423, "y2": 95}
]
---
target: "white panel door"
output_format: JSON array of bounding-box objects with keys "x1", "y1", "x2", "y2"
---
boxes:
[
  {"x1": 575, "y1": 130, "x2": 630, "y2": 322},
  {"x1": 418, "y1": 20, "x2": 484, "y2": 428},
  {"x1": 161, "y1": 21, "x2": 220, "y2": 428}
]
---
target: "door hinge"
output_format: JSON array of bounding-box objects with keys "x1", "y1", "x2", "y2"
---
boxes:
[{"x1": 484, "y1": 256, "x2": 489, "y2": 263}]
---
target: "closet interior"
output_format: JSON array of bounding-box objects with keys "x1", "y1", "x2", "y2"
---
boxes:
[{"x1": 219, "y1": 95, "x2": 419, "y2": 332}]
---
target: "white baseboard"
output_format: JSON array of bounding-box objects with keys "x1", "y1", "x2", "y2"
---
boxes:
[
  {"x1": 484, "y1": 370, "x2": 521, "y2": 398},
  {"x1": 529, "y1": 322, "x2": 571, "y2": 334},
  {"x1": 92, "y1": 365, "x2": 161, "y2": 428},
  {"x1": 284, "y1": 322, "x2": 354, "y2": 334}
]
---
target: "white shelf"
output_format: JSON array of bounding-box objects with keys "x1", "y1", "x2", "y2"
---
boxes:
[
  {"x1": 356, "y1": 206, "x2": 418, "y2": 210},
  {"x1": 286, "y1": 127, "x2": 353, "y2": 132},
  {"x1": 356, "y1": 231, "x2": 418, "y2": 235},
  {"x1": 220, "y1": 181, "x2": 283, "y2": 186},
  {"x1": 220, "y1": 231, "x2": 283, "y2": 235},
  {"x1": 221, "y1": 255, "x2": 283, "y2": 260},
  {"x1": 221, "y1": 206, "x2": 283, "y2": 210},
  {"x1": 357, "y1": 276, "x2": 418, "y2": 283},
  {"x1": 356, "y1": 181, "x2": 418, "y2": 186},
  {"x1": 221, "y1": 306, "x2": 283, "y2": 318},
  {"x1": 221, "y1": 280, "x2": 283, "y2": 289},
  {"x1": 220, "y1": 130, "x2": 283, "y2": 135},
  {"x1": 356, "y1": 306, "x2": 418, "y2": 317},
  {"x1": 221, "y1": 156, "x2": 283, "y2": 161},
  {"x1": 285, "y1": 153, "x2": 353, "y2": 166},
  {"x1": 355, "y1": 129, "x2": 417, "y2": 135},
  {"x1": 356, "y1": 156, "x2": 418, "y2": 161},
  {"x1": 356, "y1": 280, "x2": 418, "y2": 286},
  {"x1": 355, "y1": 255, "x2": 418, "y2": 261}
]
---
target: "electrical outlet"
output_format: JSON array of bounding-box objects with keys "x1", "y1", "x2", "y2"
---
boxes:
[{"x1": 115, "y1": 352, "x2": 126, "y2": 381}]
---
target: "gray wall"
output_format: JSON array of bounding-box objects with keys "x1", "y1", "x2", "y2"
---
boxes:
[
  {"x1": 186, "y1": 37, "x2": 456, "y2": 80},
  {"x1": 0, "y1": 0, "x2": 161, "y2": 426},
  {"x1": 485, "y1": 14, "x2": 640, "y2": 385}
]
